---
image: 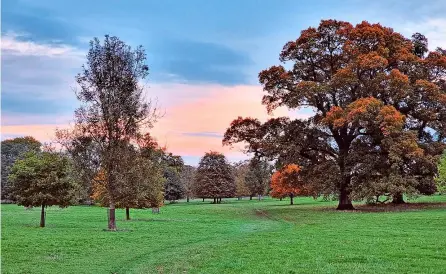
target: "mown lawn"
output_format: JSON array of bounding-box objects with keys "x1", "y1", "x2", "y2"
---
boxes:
[{"x1": 2, "y1": 195, "x2": 446, "y2": 274}]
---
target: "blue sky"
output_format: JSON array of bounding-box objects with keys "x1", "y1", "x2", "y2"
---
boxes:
[{"x1": 2, "y1": 0, "x2": 446, "y2": 165}]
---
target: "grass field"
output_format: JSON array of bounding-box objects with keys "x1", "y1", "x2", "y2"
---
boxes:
[{"x1": 2, "y1": 195, "x2": 446, "y2": 274}]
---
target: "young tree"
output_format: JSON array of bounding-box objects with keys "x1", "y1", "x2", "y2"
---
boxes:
[
  {"x1": 223, "y1": 20, "x2": 446, "y2": 210},
  {"x1": 1, "y1": 136, "x2": 42, "y2": 199},
  {"x1": 181, "y1": 165, "x2": 196, "y2": 202},
  {"x1": 270, "y1": 164, "x2": 311, "y2": 205},
  {"x1": 233, "y1": 161, "x2": 250, "y2": 200},
  {"x1": 245, "y1": 158, "x2": 273, "y2": 200},
  {"x1": 195, "y1": 152, "x2": 236, "y2": 203},
  {"x1": 8, "y1": 150, "x2": 75, "y2": 227},
  {"x1": 57, "y1": 35, "x2": 160, "y2": 229}
]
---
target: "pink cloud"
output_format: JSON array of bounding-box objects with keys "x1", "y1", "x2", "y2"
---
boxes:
[{"x1": 2, "y1": 84, "x2": 311, "y2": 159}]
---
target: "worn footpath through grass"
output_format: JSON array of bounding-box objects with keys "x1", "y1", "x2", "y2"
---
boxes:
[{"x1": 2, "y1": 195, "x2": 446, "y2": 273}]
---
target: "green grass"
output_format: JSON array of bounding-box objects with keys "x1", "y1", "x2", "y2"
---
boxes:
[{"x1": 2, "y1": 195, "x2": 446, "y2": 274}]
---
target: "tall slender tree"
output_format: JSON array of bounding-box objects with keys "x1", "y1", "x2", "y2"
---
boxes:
[
  {"x1": 57, "y1": 35, "x2": 160, "y2": 229},
  {"x1": 223, "y1": 20, "x2": 446, "y2": 209}
]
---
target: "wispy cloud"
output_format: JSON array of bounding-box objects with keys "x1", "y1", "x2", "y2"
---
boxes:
[
  {"x1": 1, "y1": 32, "x2": 83, "y2": 57},
  {"x1": 400, "y1": 18, "x2": 446, "y2": 50}
]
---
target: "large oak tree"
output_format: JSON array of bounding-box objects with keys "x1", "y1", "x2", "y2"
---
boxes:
[{"x1": 223, "y1": 20, "x2": 446, "y2": 210}]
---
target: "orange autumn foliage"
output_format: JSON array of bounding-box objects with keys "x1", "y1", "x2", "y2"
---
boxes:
[
  {"x1": 91, "y1": 169, "x2": 109, "y2": 206},
  {"x1": 270, "y1": 164, "x2": 311, "y2": 198}
]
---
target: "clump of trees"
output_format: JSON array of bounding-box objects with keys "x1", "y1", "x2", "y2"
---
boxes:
[
  {"x1": 7, "y1": 149, "x2": 76, "y2": 227},
  {"x1": 194, "y1": 151, "x2": 236, "y2": 203},
  {"x1": 223, "y1": 20, "x2": 446, "y2": 210}
]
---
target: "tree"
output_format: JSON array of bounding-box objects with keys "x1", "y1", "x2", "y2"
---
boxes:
[
  {"x1": 270, "y1": 164, "x2": 312, "y2": 205},
  {"x1": 8, "y1": 150, "x2": 75, "y2": 227},
  {"x1": 233, "y1": 161, "x2": 250, "y2": 200},
  {"x1": 91, "y1": 143, "x2": 165, "y2": 219},
  {"x1": 164, "y1": 167, "x2": 184, "y2": 202},
  {"x1": 245, "y1": 158, "x2": 273, "y2": 200},
  {"x1": 57, "y1": 35, "x2": 160, "y2": 230},
  {"x1": 223, "y1": 20, "x2": 446, "y2": 210},
  {"x1": 194, "y1": 152, "x2": 236, "y2": 203},
  {"x1": 1, "y1": 136, "x2": 41, "y2": 199},
  {"x1": 181, "y1": 165, "x2": 196, "y2": 202},
  {"x1": 436, "y1": 152, "x2": 446, "y2": 194}
]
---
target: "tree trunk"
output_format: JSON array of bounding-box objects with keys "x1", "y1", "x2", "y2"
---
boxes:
[
  {"x1": 125, "y1": 207, "x2": 130, "y2": 220},
  {"x1": 280, "y1": 197, "x2": 282, "y2": 201},
  {"x1": 108, "y1": 203, "x2": 117, "y2": 230},
  {"x1": 392, "y1": 193, "x2": 405, "y2": 204},
  {"x1": 219, "y1": 197, "x2": 222, "y2": 203},
  {"x1": 187, "y1": 196, "x2": 190, "y2": 202},
  {"x1": 337, "y1": 187, "x2": 354, "y2": 210},
  {"x1": 258, "y1": 195, "x2": 261, "y2": 201},
  {"x1": 250, "y1": 195, "x2": 253, "y2": 200},
  {"x1": 213, "y1": 197, "x2": 216, "y2": 204},
  {"x1": 290, "y1": 194, "x2": 294, "y2": 205},
  {"x1": 40, "y1": 204, "x2": 45, "y2": 228},
  {"x1": 202, "y1": 198, "x2": 205, "y2": 202}
]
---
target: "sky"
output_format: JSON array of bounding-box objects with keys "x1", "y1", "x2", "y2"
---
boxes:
[{"x1": 2, "y1": 0, "x2": 446, "y2": 165}]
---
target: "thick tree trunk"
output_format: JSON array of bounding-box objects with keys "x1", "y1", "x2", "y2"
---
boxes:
[
  {"x1": 108, "y1": 203, "x2": 117, "y2": 230},
  {"x1": 337, "y1": 188, "x2": 354, "y2": 210},
  {"x1": 202, "y1": 198, "x2": 205, "y2": 202},
  {"x1": 219, "y1": 197, "x2": 222, "y2": 203},
  {"x1": 187, "y1": 196, "x2": 190, "y2": 202},
  {"x1": 213, "y1": 197, "x2": 216, "y2": 204},
  {"x1": 290, "y1": 194, "x2": 294, "y2": 205},
  {"x1": 250, "y1": 195, "x2": 253, "y2": 200},
  {"x1": 40, "y1": 204, "x2": 45, "y2": 228},
  {"x1": 392, "y1": 193, "x2": 405, "y2": 204},
  {"x1": 125, "y1": 207, "x2": 130, "y2": 220},
  {"x1": 280, "y1": 197, "x2": 282, "y2": 201}
]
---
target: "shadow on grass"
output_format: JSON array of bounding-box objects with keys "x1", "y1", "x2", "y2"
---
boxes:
[
  {"x1": 316, "y1": 202, "x2": 446, "y2": 212},
  {"x1": 125, "y1": 218, "x2": 194, "y2": 223},
  {"x1": 356, "y1": 202, "x2": 446, "y2": 212}
]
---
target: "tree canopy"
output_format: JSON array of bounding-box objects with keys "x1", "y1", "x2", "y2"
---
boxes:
[{"x1": 223, "y1": 20, "x2": 446, "y2": 210}]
